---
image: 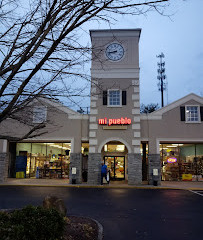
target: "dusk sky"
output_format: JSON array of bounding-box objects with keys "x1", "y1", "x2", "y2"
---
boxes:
[{"x1": 72, "y1": 0, "x2": 203, "y2": 111}]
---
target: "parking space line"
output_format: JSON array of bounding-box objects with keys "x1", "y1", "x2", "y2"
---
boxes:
[{"x1": 189, "y1": 190, "x2": 203, "y2": 197}]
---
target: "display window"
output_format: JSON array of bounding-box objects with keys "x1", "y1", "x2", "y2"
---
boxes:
[
  {"x1": 16, "y1": 142, "x2": 71, "y2": 179},
  {"x1": 160, "y1": 143, "x2": 203, "y2": 181}
]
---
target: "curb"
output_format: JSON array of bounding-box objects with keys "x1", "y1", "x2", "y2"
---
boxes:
[
  {"x1": 91, "y1": 218, "x2": 104, "y2": 240},
  {"x1": 0, "y1": 184, "x2": 202, "y2": 191}
]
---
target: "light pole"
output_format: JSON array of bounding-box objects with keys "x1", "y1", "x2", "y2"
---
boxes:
[{"x1": 157, "y1": 53, "x2": 167, "y2": 107}]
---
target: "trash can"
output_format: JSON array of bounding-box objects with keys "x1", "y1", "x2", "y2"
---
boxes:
[
  {"x1": 71, "y1": 167, "x2": 77, "y2": 184},
  {"x1": 153, "y1": 180, "x2": 158, "y2": 186},
  {"x1": 82, "y1": 170, "x2": 87, "y2": 182},
  {"x1": 153, "y1": 168, "x2": 159, "y2": 186}
]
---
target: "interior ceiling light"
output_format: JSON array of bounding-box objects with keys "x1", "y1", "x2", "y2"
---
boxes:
[
  {"x1": 104, "y1": 145, "x2": 107, "y2": 152},
  {"x1": 116, "y1": 145, "x2": 125, "y2": 151},
  {"x1": 172, "y1": 144, "x2": 184, "y2": 146},
  {"x1": 166, "y1": 146, "x2": 177, "y2": 148}
]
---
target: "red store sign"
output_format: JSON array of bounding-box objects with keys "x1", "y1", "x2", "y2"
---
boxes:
[{"x1": 98, "y1": 117, "x2": 131, "y2": 126}]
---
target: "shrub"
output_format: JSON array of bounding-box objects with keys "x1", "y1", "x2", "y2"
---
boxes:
[{"x1": 0, "y1": 205, "x2": 66, "y2": 240}]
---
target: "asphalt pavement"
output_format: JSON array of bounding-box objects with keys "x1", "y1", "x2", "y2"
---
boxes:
[{"x1": 0, "y1": 186, "x2": 203, "y2": 240}]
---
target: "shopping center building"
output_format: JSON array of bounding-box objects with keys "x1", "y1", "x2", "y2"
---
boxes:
[{"x1": 0, "y1": 29, "x2": 202, "y2": 185}]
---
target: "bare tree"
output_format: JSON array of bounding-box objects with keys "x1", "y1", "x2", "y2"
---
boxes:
[
  {"x1": 140, "y1": 103, "x2": 159, "y2": 113},
  {"x1": 0, "y1": 0, "x2": 169, "y2": 139}
]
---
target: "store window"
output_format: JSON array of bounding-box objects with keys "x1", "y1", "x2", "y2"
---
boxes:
[
  {"x1": 104, "y1": 143, "x2": 125, "y2": 152},
  {"x1": 185, "y1": 106, "x2": 200, "y2": 123},
  {"x1": 108, "y1": 89, "x2": 121, "y2": 106},
  {"x1": 16, "y1": 142, "x2": 71, "y2": 179},
  {"x1": 33, "y1": 106, "x2": 47, "y2": 123},
  {"x1": 160, "y1": 143, "x2": 203, "y2": 181}
]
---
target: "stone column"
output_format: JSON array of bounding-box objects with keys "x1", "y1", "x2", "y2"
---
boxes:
[
  {"x1": 0, "y1": 153, "x2": 9, "y2": 182},
  {"x1": 0, "y1": 140, "x2": 9, "y2": 182},
  {"x1": 87, "y1": 153, "x2": 102, "y2": 185},
  {"x1": 148, "y1": 154, "x2": 161, "y2": 185},
  {"x1": 69, "y1": 153, "x2": 82, "y2": 184},
  {"x1": 128, "y1": 153, "x2": 142, "y2": 185}
]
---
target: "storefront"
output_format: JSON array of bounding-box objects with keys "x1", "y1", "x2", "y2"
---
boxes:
[
  {"x1": 11, "y1": 142, "x2": 71, "y2": 179},
  {"x1": 160, "y1": 143, "x2": 203, "y2": 181},
  {"x1": 0, "y1": 29, "x2": 202, "y2": 185},
  {"x1": 102, "y1": 141, "x2": 127, "y2": 181}
]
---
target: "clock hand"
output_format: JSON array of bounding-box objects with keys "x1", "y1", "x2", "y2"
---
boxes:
[{"x1": 109, "y1": 50, "x2": 117, "y2": 53}]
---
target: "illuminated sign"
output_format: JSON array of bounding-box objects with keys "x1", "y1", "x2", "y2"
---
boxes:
[
  {"x1": 98, "y1": 117, "x2": 131, "y2": 126},
  {"x1": 167, "y1": 157, "x2": 177, "y2": 163}
]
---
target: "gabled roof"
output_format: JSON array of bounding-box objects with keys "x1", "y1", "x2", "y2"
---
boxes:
[
  {"x1": 141, "y1": 93, "x2": 203, "y2": 120},
  {"x1": 35, "y1": 97, "x2": 89, "y2": 120}
]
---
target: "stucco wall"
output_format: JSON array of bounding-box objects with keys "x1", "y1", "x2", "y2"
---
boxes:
[
  {"x1": 141, "y1": 99, "x2": 203, "y2": 153},
  {"x1": 0, "y1": 100, "x2": 89, "y2": 153}
]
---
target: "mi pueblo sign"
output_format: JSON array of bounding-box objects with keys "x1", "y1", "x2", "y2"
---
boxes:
[{"x1": 98, "y1": 117, "x2": 131, "y2": 126}]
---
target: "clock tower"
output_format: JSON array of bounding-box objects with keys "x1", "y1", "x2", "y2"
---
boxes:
[{"x1": 88, "y1": 29, "x2": 142, "y2": 185}]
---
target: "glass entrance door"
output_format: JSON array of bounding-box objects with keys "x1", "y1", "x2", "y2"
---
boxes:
[{"x1": 104, "y1": 156, "x2": 125, "y2": 180}]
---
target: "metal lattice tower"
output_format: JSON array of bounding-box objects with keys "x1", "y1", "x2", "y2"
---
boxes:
[{"x1": 157, "y1": 52, "x2": 167, "y2": 107}]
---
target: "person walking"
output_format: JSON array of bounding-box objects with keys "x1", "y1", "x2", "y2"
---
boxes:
[{"x1": 101, "y1": 162, "x2": 108, "y2": 185}]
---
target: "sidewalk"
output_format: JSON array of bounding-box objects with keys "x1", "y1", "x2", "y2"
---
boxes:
[{"x1": 0, "y1": 178, "x2": 203, "y2": 190}]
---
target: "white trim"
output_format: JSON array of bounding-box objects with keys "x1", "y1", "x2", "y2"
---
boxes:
[
  {"x1": 133, "y1": 102, "x2": 140, "y2": 108},
  {"x1": 89, "y1": 139, "x2": 98, "y2": 145},
  {"x1": 134, "y1": 132, "x2": 140, "y2": 138},
  {"x1": 133, "y1": 116, "x2": 140, "y2": 122},
  {"x1": 90, "y1": 29, "x2": 141, "y2": 38},
  {"x1": 132, "y1": 94, "x2": 139, "y2": 101},
  {"x1": 89, "y1": 131, "x2": 96, "y2": 138},
  {"x1": 89, "y1": 124, "x2": 98, "y2": 130},
  {"x1": 141, "y1": 138, "x2": 149, "y2": 142},
  {"x1": 90, "y1": 101, "x2": 96, "y2": 108},
  {"x1": 23, "y1": 138, "x2": 73, "y2": 142},
  {"x1": 107, "y1": 89, "x2": 122, "y2": 107},
  {"x1": 132, "y1": 108, "x2": 140, "y2": 115},
  {"x1": 91, "y1": 95, "x2": 98, "y2": 101},
  {"x1": 149, "y1": 93, "x2": 203, "y2": 117},
  {"x1": 132, "y1": 124, "x2": 140, "y2": 130},
  {"x1": 69, "y1": 115, "x2": 89, "y2": 120},
  {"x1": 107, "y1": 105, "x2": 122, "y2": 108},
  {"x1": 90, "y1": 116, "x2": 96, "y2": 122},
  {"x1": 132, "y1": 80, "x2": 139, "y2": 86},
  {"x1": 185, "y1": 105, "x2": 201, "y2": 123},
  {"x1": 134, "y1": 147, "x2": 141, "y2": 153},
  {"x1": 91, "y1": 69, "x2": 139, "y2": 79},
  {"x1": 140, "y1": 115, "x2": 162, "y2": 120},
  {"x1": 91, "y1": 87, "x2": 97, "y2": 94},
  {"x1": 90, "y1": 109, "x2": 98, "y2": 115},
  {"x1": 81, "y1": 138, "x2": 89, "y2": 141},
  {"x1": 132, "y1": 140, "x2": 140, "y2": 146},
  {"x1": 134, "y1": 87, "x2": 139, "y2": 93},
  {"x1": 89, "y1": 147, "x2": 96, "y2": 153},
  {"x1": 98, "y1": 137, "x2": 132, "y2": 153}
]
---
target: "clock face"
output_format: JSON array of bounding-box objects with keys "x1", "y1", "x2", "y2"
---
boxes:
[{"x1": 105, "y1": 43, "x2": 124, "y2": 61}]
